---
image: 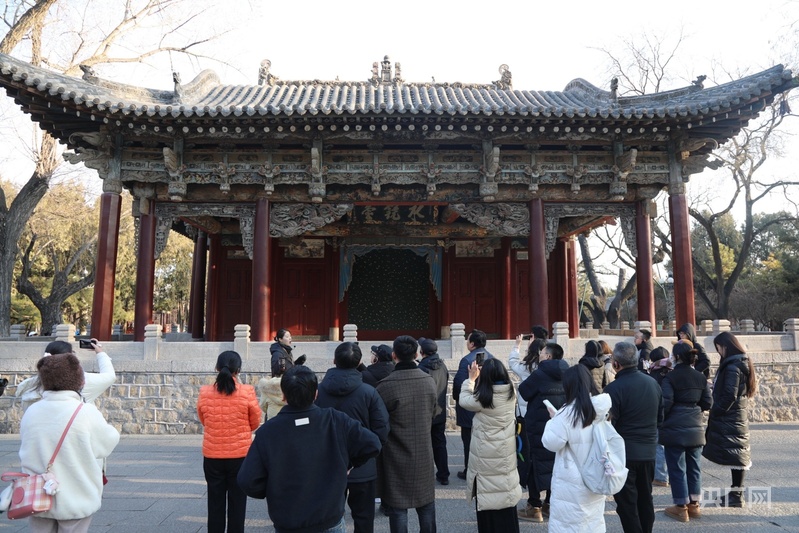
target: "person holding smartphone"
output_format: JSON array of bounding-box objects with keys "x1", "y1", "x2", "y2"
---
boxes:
[
  {"x1": 15, "y1": 339, "x2": 116, "y2": 410},
  {"x1": 452, "y1": 330, "x2": 494, "y2": 480}
]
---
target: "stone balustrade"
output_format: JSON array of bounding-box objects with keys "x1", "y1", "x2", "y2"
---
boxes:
[{"x1": 1, "y1": 321, "x2": 799, "y2": 433}]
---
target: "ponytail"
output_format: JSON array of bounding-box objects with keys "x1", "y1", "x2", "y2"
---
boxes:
[{"x1": 214, "y1": 350, "x2": 242, "y2": 395}]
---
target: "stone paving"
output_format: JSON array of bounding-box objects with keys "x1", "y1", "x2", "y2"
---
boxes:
[{"x1": 0, "y1": 424, "x2": 797, "y2": 532}]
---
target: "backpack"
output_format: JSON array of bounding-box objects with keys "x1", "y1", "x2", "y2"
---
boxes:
[{"x1": 570, "y1": 416, "x2": 628, "y2": 495}]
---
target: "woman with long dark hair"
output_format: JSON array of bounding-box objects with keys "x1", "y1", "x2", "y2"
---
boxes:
[
  {"x1": 702, "y1": 331, "x2": 757, "y2": 508},
  {"x1": 542, "y1": 364, "x2": 609, "y2": 531},
  {"x1": 197, "y1": 351, "x2": 261, "y2": 532},
  {"x1": 458, "y1": 358, "x2": 521, "y2": 533},
  {"x1": 659, "y1": 341, "x2": 712, "y2": 522}
]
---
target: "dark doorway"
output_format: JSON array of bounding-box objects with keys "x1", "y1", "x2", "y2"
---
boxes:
[{"x1": 346, "y1": 249, "x2": 436, "y2": 340}]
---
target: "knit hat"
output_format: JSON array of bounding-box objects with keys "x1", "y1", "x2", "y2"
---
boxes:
[
  {"x1": 418, "y1": 337, "x2": 438, "y2": 355},
  {"x1": 37, "y1": 353, "x2": 84, "y2": 392},
  {"x1": 371, "y1": 344, "x2": 392, "y2": 362}
]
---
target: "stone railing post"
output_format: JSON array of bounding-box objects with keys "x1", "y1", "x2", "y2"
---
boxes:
[
  {"x1": 85, "y1": 325, "x2": 91, "y2": 337},
  {"x1": 601, "y1": 321, "x2": 610, "y2": 330},
  {"x1": 740, "y1": 319, "x2": 755, "y2": 333},
  {"x1": 10, "y1": 324, "x2": 26, "y2": 340},
  {"x1": 700, "y1": 320, "x2": 713, "y2": 335},
  {"x1": 143, "y1": 324, "x2": 162, "y2": 360},
  {"x1": 552, "y1": 321, "x2": 570, "y2": 350},
  {"x1": 670, "y1": 320, "x2": 676, "y2": 332},
  {"x1": 343, "y1": 324, "x2": 358, "y2": 343},
  {"x1": 234, "y1": 324, "x2": 251, "y2": 360},
  {"x1": 634, "y1": 320, "x2": 652, "y2": 335},
  {"x1": 619, "y1": 321, "x2": 629, "y2": 331},
  {"x1": 784, "y1": 318, "x2": 799, "y2": 350},
  {"x1": 112, "y1": 324, "x2": 123, "y2": 339},
  {"x1": 712, "y1": 319, "x2": 731, "y2": 335},
  {"x1": 449, "y1": 323, "x2": 466, "y2": 359},
  {"x1": 55, "y1": 324, "x2": 76, "y2": 343}
]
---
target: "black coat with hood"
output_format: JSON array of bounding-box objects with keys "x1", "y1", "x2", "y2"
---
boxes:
[
  {"x1": 677, "y1": 323, "x2": 711, "y2": 378},
  {"x1": 702, "y1": 353, "x2": 753, "y2": 468},
  {"x1": 659, "y1": 363, "x2": 713, "y2": 448},
  {"x1": 518, "y1": 358, "x2": 569, "y2": 490},
  {"x1": 316, "y1": 367, "x2": 390, "y2": 483},
  {"x1": 270, "y1": 342, "x2": 295, "y2": 376},
  {"x1": 418, "y1": 353, "x2": 449, "y2": 425}
]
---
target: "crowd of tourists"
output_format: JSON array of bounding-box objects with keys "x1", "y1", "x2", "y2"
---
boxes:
[{"x1": 0, "y1": 324, "x2": 757, "y2": 533}]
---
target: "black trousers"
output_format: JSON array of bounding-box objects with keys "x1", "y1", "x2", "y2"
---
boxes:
[
  {"x1": 613, "y1": 460, "x2": 655, "y2": 533},
  {"x1": 203, "y1": 457, "x2": 247, "y2": 533},
  {"x1": 431, "y1": 421, "x2": 450, "y2": 481},
  {"x1": 346, "y1": 479, "x2": 376, "y2": 533},
  {"x1": 460, "y1": 426, "x2": 472, "y2": 471}
]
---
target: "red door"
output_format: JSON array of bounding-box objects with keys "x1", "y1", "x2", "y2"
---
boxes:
[
  {"x1": 451, "y1": 260, "x2": 500, "y2": 337},
  {"x1": 275, "y1": 262, "x2": 327, "y2": 337},
  {"x1": 513, "y1": 254, "x2": 531, "y2": 335},
  {"x1": 218, "y1": 254, "x2": 253, "y2": 341}
]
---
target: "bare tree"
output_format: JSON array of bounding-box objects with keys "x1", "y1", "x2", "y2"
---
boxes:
[
  {"x1": 690, "y1": 98, "x2": 799, "y2": 318},
  {"x1": 0, "y1": 0, "x2": 234, "y2": 336}
]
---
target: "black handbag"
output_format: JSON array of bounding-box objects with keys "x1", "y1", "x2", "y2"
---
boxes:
[{"x1": 514, "y1": 402, "x2": 531, "y2": 488}]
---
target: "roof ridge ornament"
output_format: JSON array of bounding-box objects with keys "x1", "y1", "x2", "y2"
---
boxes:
[
  {"x1": 79, "y1": 64, "x2": 97, "y2": 84},
  {"x1": 370, "y1": 55, "x2": 402, "y2": 86},
  {"x1": 692, "y1": 75, "x2": 706, "y2": 89},
  {"x1": 493, "y1": 64, "x2": 512, "y2": 90},
  {"x1": 173, "y1": 71, "x2": 182, "y2": 103},
  {"x1": 258, "y1": 59, "x2": 278, "y2": 86},
  {"x1": 610, "y1": 78, "x2": 619, "y2": 102}
]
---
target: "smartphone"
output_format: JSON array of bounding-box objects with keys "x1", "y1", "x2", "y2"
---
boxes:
[
  {"x1": 475, "y1": 351, "x2": 485, "y2": 366},
  {"x1": 522, "y1": 334, "x2": 533, "y2": 340},
  {"x1": 78, "y1": 339, "x2": 95, "y2": 350}
]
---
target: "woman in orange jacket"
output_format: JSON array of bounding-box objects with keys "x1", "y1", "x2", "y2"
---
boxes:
[{"x1": 197, "y1": 350, "x2": 261, "y2": 533}]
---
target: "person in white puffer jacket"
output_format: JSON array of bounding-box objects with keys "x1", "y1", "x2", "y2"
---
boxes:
[
  {"x1": 542, "y1": 365, "x2": 611, "y2": 533},
  {"x1": 19, "y1": 352, "x2": 120, "y2": 531},
  {"x1": 16, "y1": 340, "x2": 116, "y2": 410}
]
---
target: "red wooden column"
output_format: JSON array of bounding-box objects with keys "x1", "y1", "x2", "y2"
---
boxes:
[
  {"x1": 205, "y1": 234, "x2": 222, "y2": 341},
  {"x1": 133, "y1": 200, "x2": 156, "y2": 342},
  {"x1": 669, "y1": 193, "x2": 696, "y2": 327},
  {"x1": 188, "y1": 230, "x2": 207, "y2": 339},
  {"x1": 528, "y1": 199, "x2": 549, "y2": 330},
  {"x1": 635, "y1": 200, "x2": 656, "y2": 332},
  {"x1": 251, "y1": 198, "x2": 271, "y2": 341},
  {"x1": 502, "y1": 238, "x2": 512, "y2": 339},
  {"x1": 566, "y1": 237, "x2": 579, "y2": 337},
  {"x1": 548, "y1": 239, "x2": 567, "y2": 326},
  {"x1": 90, "y1": 192, "x2": 122, "y2": 341}
]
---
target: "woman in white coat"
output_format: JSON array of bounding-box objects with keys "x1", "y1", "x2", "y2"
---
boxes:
[
  {"x1": 19, "y1": 352, "x2": 120, "y2": 533},
  {"x1": 542, "y1": 364, "x2": 608, "y2": 533},
  {"x1": 459, "y1": 358, "x2": 522, "y2": 533}
]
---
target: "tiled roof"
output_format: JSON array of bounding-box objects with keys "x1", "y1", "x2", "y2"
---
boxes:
[{"x1": 0, "y1": 52, "x2": 795, "y2": 122}]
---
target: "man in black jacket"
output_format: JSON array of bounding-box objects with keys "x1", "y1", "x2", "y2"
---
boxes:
[
  {"x1": 605, "y1": 341, "x2": 664, "y2": 533},
  {"x1": 238, "y1": 365, "x2": 382, "y2": 533},
  {"x1": 317, "y1": 342, "x2": 390, "y2": 533},
  {"x1": 417, "y1": 337, "x2": 450, "y2": 485},
  {"x1": 634, "y1": 329, "x2": 654, "y2": 371}
]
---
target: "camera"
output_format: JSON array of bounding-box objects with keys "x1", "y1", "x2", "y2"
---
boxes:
[
  {"x1": 521, "y1": 334, "x2": 533, "y2": 340},
  {"x1": 78, "y1": 339, "x2": 96, "y2": 350},
  {"x1": 475, "y1": 351, "x2": 485, "y2": 366}
]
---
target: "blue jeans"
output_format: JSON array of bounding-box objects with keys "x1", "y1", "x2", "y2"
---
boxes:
[
  {"x1": 664, "y1": 446, "x2": 703, "y2": 505},
  {"x1": 654, "y1": 444, "x2": 668, "y2": 482},
  {"x1": 321, "y1": 516, "x2": 346, "y2": 533},
  {"x1": 387, "y1": 501, "x2": 436, "y2": 533}
]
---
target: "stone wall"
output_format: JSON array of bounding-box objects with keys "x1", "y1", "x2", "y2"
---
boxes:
[{"x1": 1, "y1": 352, "x2": 797, "y2": 434}]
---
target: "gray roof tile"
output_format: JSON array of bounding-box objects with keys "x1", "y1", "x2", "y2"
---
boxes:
[{"x1": 0, "y1": 52, "x2": 795, "y2": 123}]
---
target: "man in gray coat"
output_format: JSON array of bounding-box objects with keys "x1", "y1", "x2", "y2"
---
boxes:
[{"x1": 376, "y1": 335, "x2": 438, "y2": 533}]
